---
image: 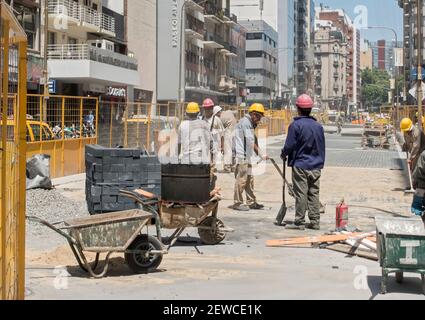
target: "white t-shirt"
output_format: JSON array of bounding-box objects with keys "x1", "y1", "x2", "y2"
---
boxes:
[{"x1": 178, "y1": 119, "x2": 212, "y2": 164}]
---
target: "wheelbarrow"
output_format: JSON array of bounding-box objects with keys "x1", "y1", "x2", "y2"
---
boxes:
[
  {"x1": 27, "y1": 209, "x2": 168, "y2": 278},
  {"x1": 119, "y1": 189, "x2": 233, "y2": 250},
  {"x1": 375, "y1": 216, "x2": 425, "y2": 295}
]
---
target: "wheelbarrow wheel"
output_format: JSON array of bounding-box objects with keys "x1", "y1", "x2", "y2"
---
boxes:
[
  {"x1": 396, "y1": 272, "x2": 404, "y2": 284},
  {"x1": 125, "y1": 235, "x2": 163, "y2": 274},
  {"x1": 198, "y1": 217, "x2": 226, "y2": 245}
]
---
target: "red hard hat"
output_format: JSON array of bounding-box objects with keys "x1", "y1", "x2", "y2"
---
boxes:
[
  {"x1": 296, "y1": 94, "x2": 314, "y2": 109},
  {"x1": 202, "y1": 98, "x2": 215, "y2": 108}
]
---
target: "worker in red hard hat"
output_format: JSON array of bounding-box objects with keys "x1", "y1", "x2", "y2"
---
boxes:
[
  {"x1": 201, "y1": 98, "x2": 224, "y2": 187},
  {"x1": 281, "y1": 94, "x2": 326, "y2": 230}
]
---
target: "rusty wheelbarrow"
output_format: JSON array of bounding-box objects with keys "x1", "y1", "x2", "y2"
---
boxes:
[
  {"x1": 120, "y1": 189, "x2": 234, "y2": 250},
  {"x1": 27, "y1": 209, "x2": 168, "y2": 278}
]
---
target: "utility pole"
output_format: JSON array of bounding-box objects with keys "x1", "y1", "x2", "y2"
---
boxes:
[
  {"x1": 418, "y1": 0, "x2": 423, "y2": 131},
  {"x1": 43, "y1": 0, "x2": 49, "y2": 121}
]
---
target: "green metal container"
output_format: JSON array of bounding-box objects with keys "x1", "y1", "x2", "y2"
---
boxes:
[{"x1": 375, "y1": 216, "x2": 425, "y2": 295}]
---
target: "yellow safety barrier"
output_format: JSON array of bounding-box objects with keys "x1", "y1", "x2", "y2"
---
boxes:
[
  {"x1": 0, "y1": 2, "x2": 27, "y2": 300},
  {"x1": 25, "y1": 95, "x2": 98, "y2": 178},
  {"x1": 98, "y1": 103, "x2": 292, "y2": 153}
]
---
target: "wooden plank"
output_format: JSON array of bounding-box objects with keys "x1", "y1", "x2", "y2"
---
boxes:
[
  {"x1": 326, "y1": 243, "x2": 378, "y2": 261},
  {"x1": 266, "y1": 232, "x2": 376, "y2": 247}
]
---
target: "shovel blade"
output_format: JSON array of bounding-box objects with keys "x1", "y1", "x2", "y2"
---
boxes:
[{"x1": 275, "y1": 205, "x2": 288, "y2": 226}]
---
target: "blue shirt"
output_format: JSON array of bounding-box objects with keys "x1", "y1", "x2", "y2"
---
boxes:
[{"x1": 281, "y1": 116, "x2": 326, "y2": 170}]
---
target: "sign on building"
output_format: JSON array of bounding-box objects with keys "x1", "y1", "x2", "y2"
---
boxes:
[{"x1": 157, "y1": 0, "x2": 184, "y2": 101}]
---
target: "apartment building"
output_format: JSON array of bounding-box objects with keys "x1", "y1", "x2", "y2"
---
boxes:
[
  {"x1": 314, "y1": 20, "x2": 347, "y2": 111},
  {"x1": 295, "y1": 0, "x2": 315, "y2": 96},
  {"x1": 240, "y1": 20, "x2": 279, "y2": 107},
  {"x1": 157, "y1": 0, "x2": 246, "y2": 105},
  {"x1": 45, "y1": 0, "x2": 139, "y2": 102},
  {"x1": 5, "y1": 0, "x2": 43, "y2": 92},
  {"x1": 278, "y1": 0, "x2": 295, "y2": 99},
  {"x1": 398, "y1": 0, "x2": 425, "y2": 94},
  {"x1": 360, "y1": 47, "x2": 373, "y2": 70},
  {"x1": 316, "y1": 7, "x2": 361, "y2": 109},
  {"x1": 127, "y1": 0, "x2": 156, "y2": 103}
]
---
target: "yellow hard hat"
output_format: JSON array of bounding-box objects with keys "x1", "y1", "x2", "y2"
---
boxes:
[
  {"x1": 249, "y1": 103, "x2": 265, "y2": 115},
  {"x1": 186, "y1": 102, "x2": 200, "y2": 114},
  {"x1": 400, "y1": 118, "x2": 413, "y2": 132}
]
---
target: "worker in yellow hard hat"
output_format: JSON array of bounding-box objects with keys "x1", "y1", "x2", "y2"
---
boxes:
[
  {"x1": 232, "y1": 103, "x2": 268, "y2": 211},
  {"x1": 401, "y1": 117, "x2": 425, "y2": 172},
  {"x1": 177, "y1": 102, "x2": 212, "y2": 165}
]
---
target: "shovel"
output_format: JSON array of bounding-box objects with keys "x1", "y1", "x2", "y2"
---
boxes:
[
  {"x1": 270, "y1": 158, "x2": 290, "y2": 226},
  {"x1": 405, "y1": 151, "x2": 416, "y2": 194}
]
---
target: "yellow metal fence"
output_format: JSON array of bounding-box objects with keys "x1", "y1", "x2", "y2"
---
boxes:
[
  {"x1": 0, "y1": 1, "x2": 27, "y2": 300},
  {"x1": 96, "y1": 102, "x2": 292, "y2": 154},
  {"x1": 25, "y1": 95, "x2": 98, "y2": 178}
]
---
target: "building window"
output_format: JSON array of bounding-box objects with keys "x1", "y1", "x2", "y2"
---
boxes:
[
  {"x1": 247, "y1": 33, "x2": 263, "y2": 40},
  {"x1": 48, "y1": 32, "x2": 57, "y2": 45},
  {"x1": 246, "y1": 51, "x2": 263, "y2": 58}
]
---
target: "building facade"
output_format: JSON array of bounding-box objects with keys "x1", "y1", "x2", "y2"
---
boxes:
[
  {"x1": 44, "y1": 0, "x2": 139, "y2": 101},
  {"x1": 240, "y1": 20, "x2": 278, "y2": 108},
  {"x1": 5, "y1": 0, "x2": 44, "y2": 93},
  {"x1": 360, "y1": 47, "x2": 373, "y2": 70},
  {"x1": 314, "y1": 20, "x2": 347, "y2": 111},
  {"x1": 398, "y1": 0, "x2": 425, "y2": 94},
  {"x1": 157, "y1": 0, "x2": 246, "y2": 105},
  {"x1": 316, "y1": 7, "x2": 361, "y2": 110},
  {"x1": 127, "y1": 0, "x2": 156, "y2": 103},
  {"x1": 295, "y1": 0, "x2": 315, "y2": 96},
  {"x1": 278, "y1": 0, "x2": 295, "y2": 101}
]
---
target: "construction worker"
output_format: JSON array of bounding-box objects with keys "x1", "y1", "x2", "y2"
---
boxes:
[
  {"x1": 411, "y1": 149, "x2": 425, "y2": 220},
  {"x1": 281, "y1": 94, "x2": 326, "y2": 230},
  {"x1": 218, "y1": 108, "x2": 238, "y2": 173},
  {"x1": 202, "y1": 99, "x2": 224, "y2": 185},
  {"x1": 401, "y1": 117, "x2": 425, "y2": 171},
  {"x1": 232, "y1": 103, "x2": 269, "y2": 211},
  {"x1": 178, "y1": 102, "x2": 211, "y2": 165}
]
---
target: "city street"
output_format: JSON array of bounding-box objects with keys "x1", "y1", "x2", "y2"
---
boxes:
[{"x1": 25, "y1": 130, "x2": 424, "y2": 300}]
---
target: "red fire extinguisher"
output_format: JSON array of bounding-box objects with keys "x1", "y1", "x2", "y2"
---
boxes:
[{"x1": 336, "y1": 199, "x2": 349, "y2": 229}]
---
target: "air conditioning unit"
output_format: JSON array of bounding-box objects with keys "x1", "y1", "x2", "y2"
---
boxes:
[{"x1": 88, "y1": 39, "x2": 114, "y2": 52}]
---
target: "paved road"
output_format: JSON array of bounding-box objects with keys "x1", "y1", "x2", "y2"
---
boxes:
[
  {"x1": 25, "y1": 134, "x2": 423, "y2": 300},
  {"x1": 268, "y1": 134, "x2": 403, "y2": 170}
]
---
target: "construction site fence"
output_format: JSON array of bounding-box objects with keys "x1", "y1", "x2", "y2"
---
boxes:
[
  {"x1": 97, "y1": 102, "x2": 293, "y2": 154},
  {"x1": 0, "y1": 2, "x2": 27, "y2": 300},
  {"x1": 25, "y1": 94, "x2": 98, "y2": 178}
]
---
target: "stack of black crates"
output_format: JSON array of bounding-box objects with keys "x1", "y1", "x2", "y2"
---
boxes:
[{"x1": 85, "y1": 145, "x2": 161, "y2": 214}]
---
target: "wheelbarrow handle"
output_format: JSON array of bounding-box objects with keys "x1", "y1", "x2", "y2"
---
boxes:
[{"x1": 26, "y1": 216, "x2": 77, "y2": 244}]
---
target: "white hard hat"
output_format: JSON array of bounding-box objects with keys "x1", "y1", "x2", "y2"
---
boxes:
[{"x1": 213, "y1": 106, "x2": 222, "y2": 116}]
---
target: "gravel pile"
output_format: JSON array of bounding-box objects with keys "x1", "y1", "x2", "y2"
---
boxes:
[{"x1": 26, "y1": 189, "x2": 88, "y2": 236}]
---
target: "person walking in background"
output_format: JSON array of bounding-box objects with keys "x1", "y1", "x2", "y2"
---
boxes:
[
  {"x1": 219, "y1": 108, "x2": 238, "y2": 173},
  {"x1": 281, "y1": 94, "x2": 326, "y2": 230},
  {"x1": 202, "y1": 99, "x2": 224, "y2": 185}
]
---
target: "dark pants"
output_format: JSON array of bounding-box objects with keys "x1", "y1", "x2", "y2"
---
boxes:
[{"x1": 292, "y1": 167, "x2": 322, "y2": 226}]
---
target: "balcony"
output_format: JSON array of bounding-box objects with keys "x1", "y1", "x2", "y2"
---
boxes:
[
  {"x1": 218, "y1": 75, "x2": 236, "y2": 92},
  {"x1": 203, "y1": 33, "x2": 224, "y2": 49},
  {"x1": 47, "y1": 44, "x2": 139, "y2": 86},
  {"x1": 48, "y1": 0, "x2": 115, "y2": 37},
  {"x1": 204, "y1": 5, "x2": 224, "y2": 24}
]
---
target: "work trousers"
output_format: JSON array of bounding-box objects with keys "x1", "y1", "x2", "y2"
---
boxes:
[
  {"x1": 234, "y1": 162, "x2": 256, "y2": 206},
  {"x1": 292, "y1": 167, "x2": 322, "y2": 225},
  {"x1": 223, "y1": 127, "x2": 235, "y2": 171}
]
